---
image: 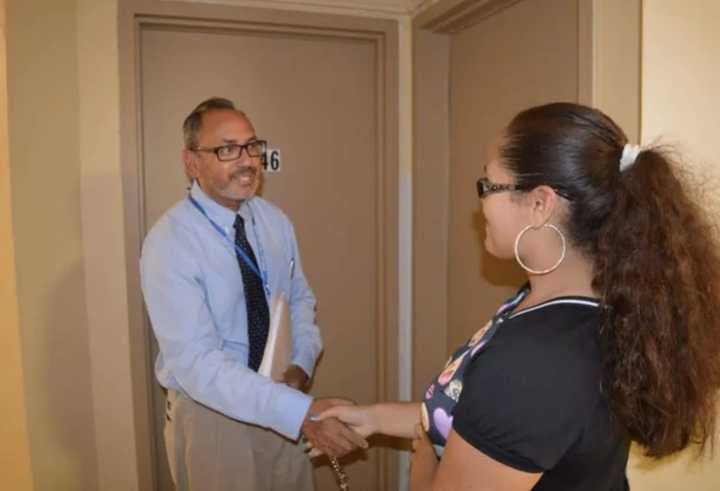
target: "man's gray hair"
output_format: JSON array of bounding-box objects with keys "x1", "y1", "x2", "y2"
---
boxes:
[{"x1": 182, "y1": 97, "x2": 247, "y2": 150}]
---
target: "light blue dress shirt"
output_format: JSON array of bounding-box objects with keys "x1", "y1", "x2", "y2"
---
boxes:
[{"x1": 140, "y1": 182, "x2": 322, "y2": 440}]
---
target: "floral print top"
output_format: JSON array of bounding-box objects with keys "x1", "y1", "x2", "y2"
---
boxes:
[{"x1": 421, "y1": 286, "x2": 529, "y2": 454}]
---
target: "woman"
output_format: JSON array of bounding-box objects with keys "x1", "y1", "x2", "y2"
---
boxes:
[{"x1": 317, "y1": 103, "x2": 720, "y2": 490}]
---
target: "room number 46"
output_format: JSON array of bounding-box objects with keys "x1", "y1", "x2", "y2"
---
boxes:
[{"x1": 263, "y1": 149, "x2": 282, "y2": 173}]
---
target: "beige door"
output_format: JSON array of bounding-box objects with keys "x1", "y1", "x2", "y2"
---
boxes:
[
  {"x1": 130, "y1": 5, "x2": 398, "y2": 491},
  {"x1": 412, "y1": 0, "x2": 584, "y2": 363},
  {"x1": 445, "y1": 0, "x2": 581, "y2": 348}
]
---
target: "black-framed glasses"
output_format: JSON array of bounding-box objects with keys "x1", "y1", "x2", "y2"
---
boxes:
[
  {"x1": 193, "y1": 140, "x2": 267, "y2": 162},
  {"x1": 476, "y1": 177, "x2": 533, "y2": 198},
  {"x1": 476, "y1": 177, "x2": 573, "y2": 200}
]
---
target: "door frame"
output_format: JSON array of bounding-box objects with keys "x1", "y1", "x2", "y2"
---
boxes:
[{"x1": 118, "y1": 1, "x2": 399, "y2": 489}]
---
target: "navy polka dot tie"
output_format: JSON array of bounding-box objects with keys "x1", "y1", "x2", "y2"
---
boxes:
[{"x1": 234, "y1": 214, "x2": 269, "y2": 371}]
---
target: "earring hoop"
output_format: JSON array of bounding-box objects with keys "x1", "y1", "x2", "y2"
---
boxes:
[{"x1": 514, "y1": 223, "x2": 567, "y2": 275}]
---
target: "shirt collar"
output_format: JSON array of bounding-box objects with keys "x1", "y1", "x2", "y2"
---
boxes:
[{"x1": 190, "y1": 181, "x2": 253, "y2": 230}]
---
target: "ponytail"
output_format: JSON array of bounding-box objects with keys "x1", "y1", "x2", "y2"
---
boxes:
[
  {"x1": 504, "y1": 103, "x2": 720, "y2": 457},
  {"x1": 594, "y1": 148, "x2": 720, "y2": 457}
]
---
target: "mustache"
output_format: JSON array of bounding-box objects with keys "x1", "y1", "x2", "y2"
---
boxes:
[{"x1": 230, "y1": 166, "x2": 258, "y2": 180}]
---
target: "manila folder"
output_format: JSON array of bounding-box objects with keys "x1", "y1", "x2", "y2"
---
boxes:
[{"x1": 258, "y1": 292, "x2": 292, "y2": 382}]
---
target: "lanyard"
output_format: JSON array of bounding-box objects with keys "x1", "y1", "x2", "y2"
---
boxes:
[{"x1": 188, "y1": 195, "x2": 271, "y2": 297}]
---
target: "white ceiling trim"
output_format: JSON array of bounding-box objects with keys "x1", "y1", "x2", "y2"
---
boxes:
[{"x1": 180, "y1": 0, "x2": 439, "y2": 17}]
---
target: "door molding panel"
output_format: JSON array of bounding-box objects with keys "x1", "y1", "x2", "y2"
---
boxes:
[
  {"x1": 119, "y1": 2, "x2": 398, "y2": 490},
  {"x1": 415, "y1": 0, "x2": 524, "y2": 33}
]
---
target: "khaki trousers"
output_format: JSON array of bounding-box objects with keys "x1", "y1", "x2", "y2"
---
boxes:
[{"x1": 164, "y1": 390, "x2": 315, "y2": 491}]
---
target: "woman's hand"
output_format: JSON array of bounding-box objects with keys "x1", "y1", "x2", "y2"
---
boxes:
[
  {"x1": 315, "y1": 404, "x2": 379, "y2": 439},
  {"x1": 310, "y1": 397, "x2": 357, "y2": 414}
]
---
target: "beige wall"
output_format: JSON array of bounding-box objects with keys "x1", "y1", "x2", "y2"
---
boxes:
[
  {"x1": 0, "y1": 0, "x2": 34, "y2": 488},
  {"x1": 446, "y1": 0, "x2": 579, "y2": 350},
  {"x1": 586, "y1": 0, "x2": 641, "y2": 142},
  {"x1": 641, "y1": 0, "x2": 720, "y2": 171},
  {"x1": 6, "y1": 1, "x2": 100, "y2": 489},
  {"x1": 5, "y1": 1, "x2": 139, "y2": 490},
  {"x1": 78, "y1": 1, "x2": 141, "y2": 490},
  {"x1": 412, "y1": 27, "x2": 450, "y2": 399},
  {"x1": 625, "y1": 1, "x2": 720, "y2": 489}
]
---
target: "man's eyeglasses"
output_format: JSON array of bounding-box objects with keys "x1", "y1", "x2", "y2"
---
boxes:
[
  {"x1": 476, "y1": 177, "x2": 572, "y2": 200},
  {"x1": 193, "y1": 140, "x2": 267, "y2": 162}
]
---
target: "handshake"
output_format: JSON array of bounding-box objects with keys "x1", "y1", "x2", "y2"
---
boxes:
[
  {"x1": 282, "y1": 366, "x2": 428, "y2": 462},
  {"x1": 300, "y1": 398, "x2": 377, "y2": 459}
]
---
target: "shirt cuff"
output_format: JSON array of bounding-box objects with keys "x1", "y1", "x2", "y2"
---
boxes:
[
  {"x1": 268, "y1": 383, "x2": 313, "y2": 440},
  {"x1": 292, "y1": 348, "x2": 317, "y2": 379}
]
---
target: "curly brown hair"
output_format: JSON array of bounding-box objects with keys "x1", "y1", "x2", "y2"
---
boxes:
[{"x1": 502, "y1": 102, "x2": 720, "y2": 458}]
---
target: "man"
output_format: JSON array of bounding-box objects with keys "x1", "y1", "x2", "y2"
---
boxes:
[{"x1": 141, "y1": 97, "x2": 365, "y2": 491}]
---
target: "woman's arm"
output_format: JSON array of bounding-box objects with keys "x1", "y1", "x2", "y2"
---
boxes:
[
  {"x1": 374, "y1": 402, "x2": 422, "y2": 438},
  {"x1": 316, "y1": 401, "x2": 421, "y2": 439},
  {"x1": 411, "y1": 429, "x2": 542, "y2": 491}
]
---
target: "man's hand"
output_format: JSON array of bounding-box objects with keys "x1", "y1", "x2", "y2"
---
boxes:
[
  {"x1": 302, "y1": 398, "x2": 368, "y2": 458},
  {"x1": 281, "y1": 364, "x2": 310, "y2": 392}
]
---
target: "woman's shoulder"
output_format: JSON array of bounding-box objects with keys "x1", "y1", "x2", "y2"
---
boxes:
[
  {"x1": 453, "y1": 300, "x2": 608, "y2": 473},
  {"x1": 500, "y1": 296, "x2": 604, "y2": 354},
  {"x1": 467, "y1": 299, "x2": 605, "y2": 407}
]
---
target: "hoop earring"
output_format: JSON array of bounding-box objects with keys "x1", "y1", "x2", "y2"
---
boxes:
[{"x1": 514, "y1": 223, "x2": 567, "y2": 275}]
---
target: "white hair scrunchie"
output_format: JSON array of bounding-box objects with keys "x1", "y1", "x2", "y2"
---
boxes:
[{"x1": 620, "y1": 143, "x2": 642, "y2": 172}]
